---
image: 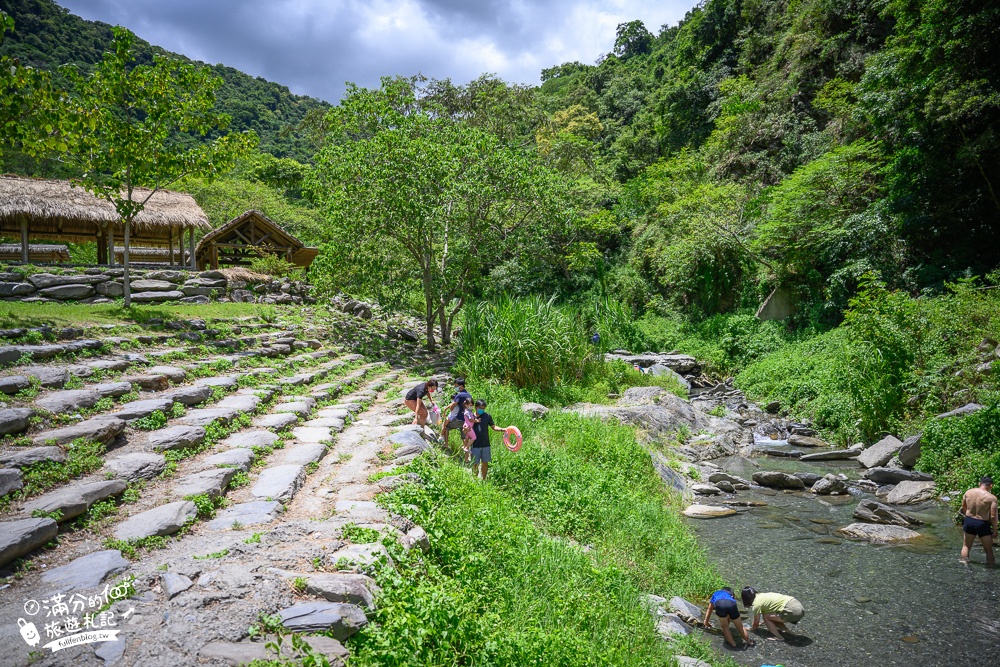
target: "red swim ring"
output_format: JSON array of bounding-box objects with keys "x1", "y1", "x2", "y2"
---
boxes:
[{"x1": 503, "y1": 426, "x2": 522, "y2": 452}]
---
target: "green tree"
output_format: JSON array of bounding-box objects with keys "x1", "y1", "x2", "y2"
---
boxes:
[
  {"x1": 0, "y1": 11, "x2": 62, "y2": 156},
  {"x1": 57, "y1": 27, "x2": 256, "y2": 305},
  {"x1": 309, "y1": 77, "x2": 569, "y2": 351}
]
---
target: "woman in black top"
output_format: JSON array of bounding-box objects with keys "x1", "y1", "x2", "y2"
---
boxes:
[{"x1": 404, "y1": 379, "x2": 438, "y2": 426}]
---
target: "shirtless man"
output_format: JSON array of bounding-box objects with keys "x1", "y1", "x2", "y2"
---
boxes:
[{"x1": 960, "y1": 476, "x2": 997, "y2": 567}]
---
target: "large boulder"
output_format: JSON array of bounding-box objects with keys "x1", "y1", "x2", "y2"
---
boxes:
[
  {"x1": 863, "y1": 467, "x2": 933, "y2": 485},
  {"x1": 853, "y1": 499, "x2": 922, "y2": 526},
  {"x1": 37, "y1": 284, "x2": 95, "y2": 300},
  {"x1": 104, "y1": 452, "x2": 167, "y2": 482},
  {"x1": 837, "y1": 522, "x2": 921, "y2": 543},
  {"x1": 897, "y1": 433, "x2": 923, "y2": 468},
  {"x1": 811, "y1": 474, "x2": 848, "y2": 495},
  {"x1": 857, "y1": 435, "x2": 905, "y2": 468},
  {"x1": 752, "y1": 471, "x2": 806, "y2": 490},
  {"x1": 521, "y1": 402, "x2": 549, "y2": 419},
  {"x1": 885, "y1": 480, "x2": 936, "y2": 505},
  {"x1": 787, "y1": 434, "x2": 828, "y2": 448}
]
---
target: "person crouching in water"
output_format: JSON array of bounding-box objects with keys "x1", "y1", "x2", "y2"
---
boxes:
[
  {"x1": 703, "y1": 586, "x2": 755, "y2": 648},
  {"x1": 470, "y1": 399, "x2": 504, "y2": 481},
  {"x1": 741, "y1": 587, "x2": 804, "y2": 641}
]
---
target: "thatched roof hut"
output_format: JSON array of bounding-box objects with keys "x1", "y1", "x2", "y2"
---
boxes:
[
  {"x1": 113, "y1": 247, "x2": 190, "y2": 264},
  {"x1": 0, "y1": 175, "x2": 209, "y2": 265},
  {"x1": 195, "y1": 210, "x2": 318, "y2": 271},
  {"x1": 0, "y1": 243, "x2": 70, "y2": 263}
]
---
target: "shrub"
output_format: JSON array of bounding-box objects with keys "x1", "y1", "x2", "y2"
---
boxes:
[
  {"x1": 249, "y1": 253, "x2": 299, "y2": 278},
  {"x1": 918, "y1": 404, "x2": 1000, "y2": 505}
]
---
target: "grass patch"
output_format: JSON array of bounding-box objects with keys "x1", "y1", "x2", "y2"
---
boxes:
[
  {"x1": 17, "y1": 439, "x2": 105, "y2": 499},
  {"x1": 341, "y1": 523, "x2": 381, "y2": 544},
  {"x1": 0, "y1": 301, "x2": 280, "y2": 329}
]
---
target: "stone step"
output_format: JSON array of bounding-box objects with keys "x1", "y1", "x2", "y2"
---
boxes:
[
  {"x1": 277, "y1": 601, "x2": 368, "y2": 639},
  {"x1": 221, "y1": 430, "x2": 279, "y2": 450},
  {"x1": 0, "y1": 517, "x2": 58, "y2": 567},
  {"x1": 0, "y1": 445, "x2": 65, "y2": 468},
  {"x1": 179, "y1": 407, "x2": 239, "y2": 427},
  {"x1": 253, "y1": 413, "x2": 299, "y2": 429},
  {"x1": 104, "y1": 452, "x2": 167, "y2": 482},
  {"x1": 277, "y1": 443, "x2": 328, "y2": 466},
  {"x1": 270, "y1": 569, "x2": 380, "y2": 609},
  {"x1": 31, "y1": 415, "x2": 125, "y2": 446},
  {"x1": 0, "y1": 407, "x2": 33, "y2": 436},
  {"x1": 205, "y1": 500, "x2": 283, "y2": 529},
  {"x1": 39, "y1": 549, "x2": 129, "y2": 593},
  {"x1": 251, "y1": 465, "x2": 305, "y2": 502},
  {"x1": 22, "y1": 479, "x2": 127, "y2": 522},
  {"x1": 290, "y1": 426, "x2": 333, "y2": 444},
  {"x1": 113, "y1": 500, "x2": 197, "y2": 541},
  {"x1": 113, "y1": 397, "x2": 175, "y2": 422},
  {"x1": 170, "y1": 468, "x2": 237, "y2": 500},
  {"x1": 199, "y1": 448, "x2": 254, "y2": 472}
]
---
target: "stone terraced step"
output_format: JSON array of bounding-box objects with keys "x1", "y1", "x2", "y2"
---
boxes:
[
  {"x1": 277, "y1": 601, "x2": 368, "y2": 638},
  {"x1": 39, "y1": 549, "x2": 129, "y2": 593},
  {"x1": 0, "y1": 407, "x2": 33, "y2": 436},
  {"x1": 22, "y1": 479, "x2": 126, "y2": 523},
  {"x1": 112, "y1": 397, "x2": 175, "y2": 422},
  {"x1": 251, "y1": 465, "x2": 305, "y2": 501},
  {"x1": 0, "y1": 468, "x2": 24, "y2": 495},
  {"x1": 301, "y1": 417, "x2": 345, "y2": 431},
  {"x1": 162, "y1": 384, "x2": 213, "y2": 406},
  {"x1": 178, "y1": 407, "x2": 239, "y2": 427},
  {"x1": 272, "y1": 401, "x2": 313, "y2": 417},
  {"x1": 0, "y1": 446, "x2": 65, "y2": 468},
  {"x1": 31, "y1": 414, "x2": 125, "y2": 446},
  {"x1": 170, "y1": 468, "x2": 237, "y2": 500},
  {"x1": 104, "y1": 452, "x2": 167, "y2": 482},
  {"x1": 222, "y1": 430, "x2": 279, "y2": 450},
  {"x1": 278, "y1": 443, "x2": 328, "y2": 466},
  {"x1": 253, "y1": 413, "x2": 299, "y2": 429},
  {"x1": 199, "y1": 448, "x2": 254, "y2": 472},
  {"x1": 0, "y1": 517, "x2": 58, "y2": 566},
  {"x1": 205, "y1": 500, "x2": 283, "y2": 529},
  {"x1": 270, "y1": 569, "x2": 380, "y2": 609},
  {"x1": 290, "y1": 426, "x2": 333, "y2": 444},
  {"x1": 113, "y1": 500, "x2": 197, "y2": 540}
]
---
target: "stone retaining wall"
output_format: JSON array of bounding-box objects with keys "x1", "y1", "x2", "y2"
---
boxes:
[{"x1": 0, "y1": 266, "x2": 314, "y2": 306}]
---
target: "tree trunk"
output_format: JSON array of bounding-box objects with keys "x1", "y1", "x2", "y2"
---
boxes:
[
  {"x1": 437, "y1": 302, "x2": 450, "y2": 346},
  {"x1": 422, "y1": 262, "x2": 436, "y2": 352},
  {"x1": 123, "y1": 220, "x2": 132, "y2": 308}
]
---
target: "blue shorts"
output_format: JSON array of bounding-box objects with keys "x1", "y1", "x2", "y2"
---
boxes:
[{"x1": 471, "y1": 447, "x2": 491, "y2": 464}]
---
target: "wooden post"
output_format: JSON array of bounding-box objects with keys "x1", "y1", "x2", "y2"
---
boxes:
[
  {"x1": 20, "y1": 217, "x2": 28, "y2": 263},
  {"x1": 123, "y1": 220, "x2": 132, "y2": 308},
  {"x1": 108, "y1": 227, "x2": 116, "y2": 267},
  {"x1": 97, "y1": 230, "x2": 107, "y2": 265},
  {"x1": 189, "y1": 227, "x2": 196, "y2": 269},
  {"x1": 168, "y1": 227, "x2": 174, "y2": 266},
  {"x1": 212, "y1": 243, "x2": 219, "y2": 270}
]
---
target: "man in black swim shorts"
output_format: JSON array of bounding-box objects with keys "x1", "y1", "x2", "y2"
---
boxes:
[{"x1": 960, "y1": 476, "x2": 997, "y2": 567}]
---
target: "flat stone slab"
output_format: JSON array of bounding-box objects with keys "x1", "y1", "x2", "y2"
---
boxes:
[
  {"x1": 857, "y1": 435, "x2": 905, "y2": 468},
  {"x1": 388, "y1": 429, "x2": 427, "y2": 450},
  {"x1": 0, "y1": 468, "x2": 24, "y2": 495},
  {"x1": 222, "y1": 430, "x2": 278, "y2": 449},
  {"x1": 251, "y1": 465, "x2": 305, "y2": 501},
  {"x1": 206, "y1": 500, "x2": 283, "y2": 529},
  {"x1": 35, "y1": 389, "x2": 101, "y2": 413},
  {"x1": 0, "y1": 446, "x2": 65, "y2": 468},
  {"x1": 863, "y1": 467, "x2": 934, "y2": 485},
  {"x1": 114, "y1": 500, "x2": 197, "y2": 540},
  {"x1": 278, "y1": 443, "x2": 328, "y2": 466},
  {"x1": 0, "y1": 375, "x2": 30, "y2": 394},
  {"x1": 800, "y1": 448, "x2": 861, "y2": 462},
  {"x1": 215, "y1": 394, "x2": 261, "y2": 412},
  {"x1": 161, "y1": 571, "x2": 194, "y2": 599},
  {"x1": 277, "y1": 601, "x2": 368, "y2": 638},
  {"x1": 95, "y1": 381, "x2": 133, "y2": 397},
  {"x1": 32, "y1": 415, "x2": 125, "y2": 446},
  {"x1": 333, "y1": 500, "x2": 390, "y2": 523},
  {"x1": 171, "y1": 467, "x2": 237, "y2": 499},
  {"x1": 329, "y1": 542, "x2": 391, "y2": 570},
  {"x1": 195, "y1": 376, "x2": 239, "y2": 389},
  {"x1": 113, "y1": 398, "x2": 174, "y2": 422},
  {"x1": 0, "y1": 517, "x2": 58, "y2": 567},
  {"x1": 683, "y1": 504, "x2": 737, "y2": 519},
  {"x1": 316, "y1": 408, "x2": 349, "y2": 420},
  {"x1": 40, "y1": 549, "x2": 129, "y2": 593},
  {"x1": 104, "y1": 452, "x2": 167, "y2": 482},
  {"x1": 290, "y1": 426, "x2": 333, "y2": 443},
  {"x1": 302, "y1": 417, "x2": 345, "y2": 431},
  {"x1": 272, "y1": 401, "x2": 312, "y2": 417},
  {"x1": 200, "y1": 448, "x2": 254, "y2": 472},
  {"x1": 253, "y1": 413, "x2": 299, "y2": 429},
  {"x1": 23, "y1": 480, "x2": 126, "y2": 522},
  {"x1": 21, "y1": 366, "x2": 69, "y2": 388},
  {"x1": 160, "y1": 385, "x2": 214, "y2": 407},
  {"x1": 837, "y1": 522, "x2": 921, "y2": 543},
  {"x1": 147, "y1": 365, "x2": 187, "y2": 382},
  {"x1": 131, "y1": 290, "x2": 184, "y2": 302},
  {"x1": 0, "y1": 407, "x2": 33, "y2": 435},
  {"x1": 149, "y1": 425, "x2": 206, "y2": 451},
  {"x1": 885, "y1": 480, "x2": 937, "y2": 505},
  {"x1": 179, "y1": 407, "x2": 239, "y2": 427},
  {"x1": 272, "y1": 570, "x2": 380, "y2": 609}
]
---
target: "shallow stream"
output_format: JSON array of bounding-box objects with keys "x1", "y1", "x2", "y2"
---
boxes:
[{"x1": 686, "y1": 444, "x2": 1000, "y2": 667}]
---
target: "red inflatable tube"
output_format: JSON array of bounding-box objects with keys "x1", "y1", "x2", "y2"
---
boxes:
[{"x1": 503, "y1": 426, "x2": 522, "y2": 452}]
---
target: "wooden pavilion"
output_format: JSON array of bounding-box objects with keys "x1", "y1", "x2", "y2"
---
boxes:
[
  {"x1": 0, "y1": 243, "x2": 70, "y2": 263},
  {"x1": 0, "y1": 175, "x2": 210, "y2": 267},
  {"x1": 194, "y1": 210, "x2": 318, "y2": 271}
]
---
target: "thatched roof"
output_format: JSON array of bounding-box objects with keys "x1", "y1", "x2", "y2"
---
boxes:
[
  {"x1": 0, "y1": 175, "x2": 209, "y2": 245},
  {"x1": 196, "y1": 210, "x2": 318, "y2": 270},
  {"x1": 0, "y1": 243, "x2": 70, "y2": 262}
]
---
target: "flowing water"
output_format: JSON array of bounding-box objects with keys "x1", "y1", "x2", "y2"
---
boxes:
[{"x1": 686, "y1": 443, "x2": 1000, "y2": 667}]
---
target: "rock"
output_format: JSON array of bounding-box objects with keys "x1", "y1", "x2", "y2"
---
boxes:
[
  {"x1": 23, "y1": 480, "x2": 126, "y2": 522},
  {"x1": 131, "y1": 279, "x2": 178, "y2": 292},
  {"x1": 179, "y1": 407, "x2": 239, "y2": 427},
  {"x1": 38, "y1": 284, "x2": 96, "y2": 299},
  {"x1": 407, "y1": 525, "x2": 430, "y2": 552},
  {"x1": 647, "y1": 364, "x2": 692, "y2": 390},
  {"x1": 837, "y1": 522, "x2": 921, "y2": 543},
  {"x1": 707, "y1": 471, "x2": 751, "y2": 486},
  {"x1": 794, "y1": 472, "x2": 822, "y2": 487},
  {"x1": 863, "y1": 467, "x2": 934, "y2": 484},
  {"x1": 668, "y1": 597, "x2": 704, "y2": 625},
  {"x1": 857, "y1": 435, "x2": 906, "y2": 468},
  {"x1": 28, "y1": 273, "x2": 107, "y2": 289},
  {"x1": 251, "y1": 465, "x2": 305, "y2": 501},
  {"x1": 197, "y1": 642, "x2": 270, "y2": 665},
  {"x1": 765, "y1": 401, "x2": 781, "y2": 413},
  {"x1": 885, "y1": 480, "x2": 936, "y2": 505},
  {"x1": 121, "y1": 374, "x2": 168, "y2": 391},
  {"x1": 302, "y1": 417, "x2": 345, "y2": 430},
  {"x1": 104, "y1": 452, "x2": 167, "y2": 482},
  {"x1": 0, "y1": 282, "x2": 35, "y2": 296},
  {"x1": 277, "y1": 601, "x2": 368, "y2": 639},
  {"x1": 144, "y1": 270, "x2": 185, "y2": 283},
  {"x1": 113, "y1": 397, "x2": 174, "y2": 422},
  {"x1": 290, "y1": 426, "x2": 333, "y2": 444},
  {"x1": 0, "y1": 517, "x2": 58, "y2": 567},
  {"x1": 800, "y1": 448, "x2": 860, "y2": 462},
  {"x1": 0, "y1": 375, "x2": 30, "y2": 394},
  {"x1": 683, "y1": 504, "x2": 737, "y2": 518},
  {"x1": 94, "y1": 381, "x2": 133, "y2": 398},
  {"x1": 40, "y1": 550, "x2": 129, "y2": 592},
  {"x1": 520, "y1": 402, "x2": 549, "y2": 419},
  {"x1": 787, "y1": 434, "x2": 828, "y2": 448},
  {"x1": 0, "y1": 407, "x2": 33, "y2": 435},
  {"x1": 200, "y1": 448, "x2": 254, "y2": 472},
  {"x1": 29, "y1": 416, "x2": 123, "y2": 447},
  {"x1": 149, "y1": 425, "x2": 205, "y2": 451},
  {"x1": 276, "y1": 572, "x2": 381, "y2": 609},
  {"x1": 160, "y1": 572, "x2": 194, "y2": 599},
  {"x1": 388, "y1": 429, "x2": 429, "y2": 450},
  {"x1": 222, "y1": 430, "x2": 278, "y2": 450},
  {"x1": 752, "y1": 471, "x2": 806, "y2": 489},
  {"x1": 853, "y1": 499, "x2": 922, "y2": 526},
  {"x1": 162, "y1": 385, "x2": 213, "y2": 406},
  {"x1": 714, "y1": 480, "x2": 736, "y2": 493},
  {"x1": 272, "y1": 401, "x2": 312, "y2": 417},
  {"x1": 757, "y1": 447, "x2": 803, "y2": 458},
  {"x1": 0, "y1": 446, "x2": 65, "y2": 468},
  {"x1": 897, "y1": 433, "x2": 923, "y2": 468},
  {"x1": 113, "y1": 500, "x2": 198, "y2": 540},
  {"x1": 253, "y1": 413, "x2": 299, "y2": 429},
  {"x1": 676, "y1": 658, "x2": 712, "y2": 667},
  {"x1": 35, "y1": 389, "x2": 102, "y2": 413},
  {"x1": 279, "y1": 443, "x2": 327, "y2": 466},
  {"x1": 206, "y1": 500, "x2": 283, "y2": 529},
  {"x1": 811, "y1": 474, "x2": 848, "y2": 495},
  {"x1": 329, "y1": 542, "x2": 391, "y2": 569},
  {"x1": 172, "y1": 467, "x2": 237, "y2": 499},
  {"x1": 95, "y1": 281, "x2": 124, "y2": 297},
  {"x1": 936, "y1": 403, "x2": 983, "y2": 419},
  {"x1": 605, "y1": 352, "x2": 699, "y2": 373},
  {"x1": 131, "y1": 290, "x2": 184, "y2": 303},
  {"x1": 0, "y1": 468, "x2": 23, "y2": 495},
  {"x1": 691, "y1": 483, "x2": 722, "y2": 496},
  {"x1": 656, "y1": 613, "x2": 693, "y2": 638},
  {"x1": 195, "y1": 375, "x2": 239, "y2": 389}
]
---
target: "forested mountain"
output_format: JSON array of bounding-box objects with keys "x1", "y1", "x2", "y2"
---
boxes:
[{"x1": 0, "y1": 0, "x2": 329, "y2": 163}]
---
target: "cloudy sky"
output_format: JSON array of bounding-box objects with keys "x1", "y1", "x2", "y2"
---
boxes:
[{"x1": 58, "y1": 0, "x2": 695, "y2": 103}]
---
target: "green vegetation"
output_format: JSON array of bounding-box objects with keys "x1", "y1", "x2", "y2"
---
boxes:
[
  {"x1": 918, "y1": 406, "x2": 1000, "y2": 507},
  {"x1": 340, "y1": 523, "x2": 381, "y2": 544},
  {"x1": 0, "y1": 301, "x2": 278, "y2": 329},
  {"x1": 17, "y1": 439, "x2": 105, "y2": 500},
  {"x1": 132, "y1": 411, "x2": 168, "y2": 431}
]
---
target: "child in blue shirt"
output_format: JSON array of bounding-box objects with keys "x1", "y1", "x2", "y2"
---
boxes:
[{"x1": 702, "y1": 586, "x2": 755, "y2": 648}]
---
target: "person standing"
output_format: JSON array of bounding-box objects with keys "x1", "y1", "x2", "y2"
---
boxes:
[
  {"x1": 440, "y1": 378, "x2": 472, "y2": 450},
  {"x1": 741, "y1": 587, "x2": 804, "y2": 641},
  {"x1": 960, "y1": 476, "x2": 997, "y2": 567},
  {"x1": 703, "y1": 586, "x2": 755, "y2": 648},
  {"x1": 403, "y1": 379, "x2": 438, "y2": 426},
  {"x1": 470, "y1": 399, "x2": 504, "y2": 481}
]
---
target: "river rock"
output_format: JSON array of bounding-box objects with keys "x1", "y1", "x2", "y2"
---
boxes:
[
  {"x1": 277, "y1": 601, "x2": 368, "y2": 639},
  {"x1": 756, "y1": 447, "x2": 803, "y2": 458},
  {"x1": 837, "y1": 522, "x2": 921, "y2": 543},
  {"x1": 113, "y1": 500, "x2": 198, "y2": 540},
  {"x1": 0, "y1": 468, "x2": 23, "y2": 495},
  {"x1": 857, "y1": 435, "x2": 905, "y2": 468},
  {"x1": 0, "y1": 517, "x2": 58, "y2": 566},
  {"x1": 104, "y1": 452, "x2": 167, "y2": 482},
  {"x1": 0, "y1": 446, "x2": 65, "y2": 468},
  {"x1": 521, "y1": 402, "x2": 549, "y2": 419},
  {"x1": 794, "y1": 472, "x2": 822, "y2": 487},
  {"x1": 23, "y1": 480, "x2": 126, "y2": 522},
  {"x1": 811, "y1": 474, "x2": 848, "y2": 495},
  {"x1": 149, "y1": 425, "x2": 205, "y2": 451},
  {"x1": 0, "y1": 407, "x2": 33, "y2": 435},
  {"x1": 113, "y1": 397, "x2": 174, "y2": 421},
  {"x1": 683, "y1": 504, "x2": 737, "y2": 518},
  {"x1": 853, "y1": 499, "x2": 922, "y2": 526},
  {"x1": 38, "y1": 284, "x2": 95, "y2": 300},
  {"x1": 897, "y1": 433, "x2": 923, "y2": 467},
  {"x1": 752, "y1": 471, "x2": 806, "y2": 489},
  {"x1": 40, "y1": 550, "x2": 129, "y2": 592},
  {"x1": 863, "y1": 467, "x2": 934, "y2": 485},
  {"x1": 0, "y1": 375, "x2": 30, "y2": 394},
  {"x1": 35, "y1": 389, "x2": 101, "y2": 413},
  {"x1": 787, "y1": 434, "x2": 828, "y2": 447},
  {"x1": 656, "y1": 613, "x2": 693, "y2": 637},
  {"x1": 936, "y1": 403, "x2": 983, "y2": 419},
  {"x1": 692, "y1": 483, "x2": 721, "y2": 496},
  {"x1": 668, "y1": 597, "x2": 704, "y2": 625},
  {"x1": 32, "y1": 415, "x2": 124, "y2": 446},
  {"x1": 707, "y1": 472, "x2": 751, "y2": 486},
  {"x1": 885, "y1": 480, "x2": 936, "y2": 505}
]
